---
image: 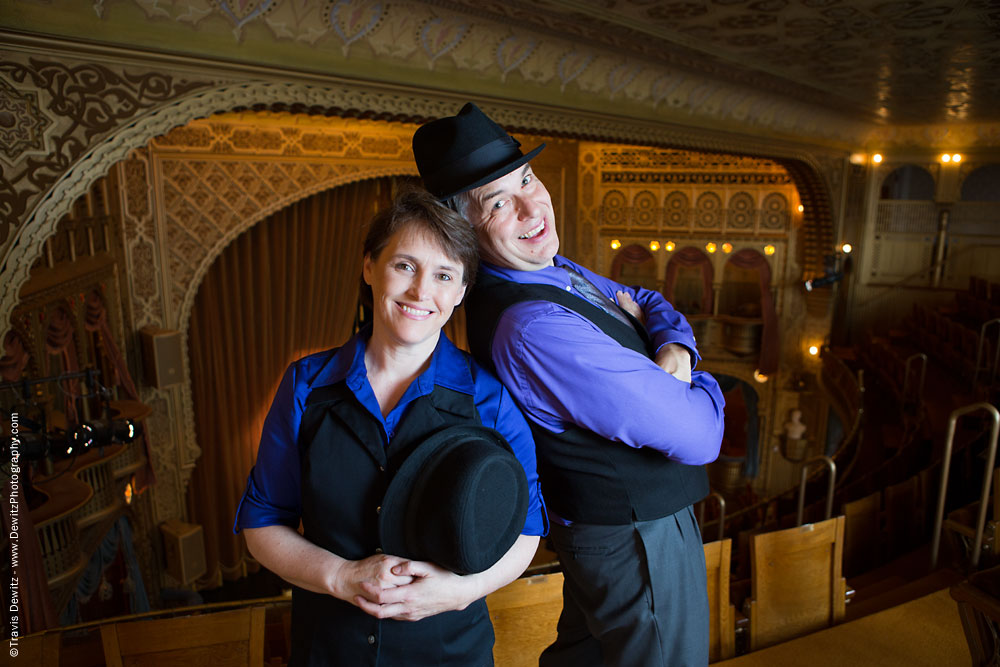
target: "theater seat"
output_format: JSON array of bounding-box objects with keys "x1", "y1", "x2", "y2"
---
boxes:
[
  {"x1": 100, "y1": 606, "x2": 265, "y2": 667},
  {"x1": 745, "y1": 515, "x2": 847, "y2": 651},
  {"x1": 487, "y1": 572, "x2": 564, "y2": 667}
]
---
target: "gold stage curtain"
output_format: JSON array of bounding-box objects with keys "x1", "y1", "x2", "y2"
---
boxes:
[{"x1": 186, "y1": 178, "x2": 393, "y2": 586}]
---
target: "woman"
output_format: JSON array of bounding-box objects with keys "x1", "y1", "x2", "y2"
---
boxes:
[{"x1": 234, "y1": 189, "x2": 546, "y2": 666}]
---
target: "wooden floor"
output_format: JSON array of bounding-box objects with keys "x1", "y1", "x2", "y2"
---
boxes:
[{"x1": 716, "y1": 588, "x2": 968, "y2": 666}]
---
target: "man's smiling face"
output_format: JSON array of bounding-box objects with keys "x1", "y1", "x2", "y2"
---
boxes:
[{"x1": 464, "y1": 164, "x2": 559, "y2": 272}]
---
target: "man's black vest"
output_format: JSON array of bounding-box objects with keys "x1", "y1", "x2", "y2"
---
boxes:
[
  {"x1": 466, "y1": 272, "x2": 709, "y2": 525},
  {"x1": 290, "y1": 376, "x2": 493, "y2": 666}
]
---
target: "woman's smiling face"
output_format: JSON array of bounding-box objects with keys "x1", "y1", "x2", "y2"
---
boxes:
[{"x1": 363, "y1": 224, "x2": 467, "y2": 350}]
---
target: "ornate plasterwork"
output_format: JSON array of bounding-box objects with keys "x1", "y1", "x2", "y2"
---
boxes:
[
  {"x1": 0, "y1": 41, "x2": 838, "y2": 339},
  {"x1": 0, "y1": 77, "x2": 50, "y2": 160}
]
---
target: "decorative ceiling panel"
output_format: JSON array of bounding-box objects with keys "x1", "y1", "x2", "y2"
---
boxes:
[{"x1": 426, "y1": 0, "x2": 1000, "y2": 123}]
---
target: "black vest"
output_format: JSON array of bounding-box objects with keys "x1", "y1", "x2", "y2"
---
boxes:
[
  {"x1": 466, "y1": 271, "x2": 709, "y2": 525},
  {"x1": 290, "y1": 376, "x2": 493, "y2": 667}
]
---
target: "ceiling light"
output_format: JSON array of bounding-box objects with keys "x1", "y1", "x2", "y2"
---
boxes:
[
  {"x1": 610, "y1": 239, "x2": 621, "y2": 250},
  {"x1": 705, "y1": 242, "x2": 717, "y2": 254},
  {"x1": 872, "y1": 154, "x2": 883, "y2": 163},
  {"x1": 649, "y1": 241, "x2": 660, "y2": 252}
]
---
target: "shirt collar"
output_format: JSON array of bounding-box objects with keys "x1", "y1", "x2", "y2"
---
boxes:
[
  {"x1": 479, "y1": 256, "x2": 575, "y2": 289},
  {"x1": 306, "y1": 328, "x2": 476, "y2": 397}
]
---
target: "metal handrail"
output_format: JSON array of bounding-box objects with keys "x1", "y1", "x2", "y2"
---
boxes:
[
  {"x1": 697, "y1": 491, "x2": 727, "y2": 543},
  {"x1": 931, "y1": 402, "x2": 1000, "y2": 570},
  {"x1": 796, "y1": 456, "x2": 837, "y2": 527},
  {"x1": 974, "y1": 318, "x2": 1000, "y2": 388},
  {"x1": 902, "y1": 352, "x2": 927, "y2": 405}
]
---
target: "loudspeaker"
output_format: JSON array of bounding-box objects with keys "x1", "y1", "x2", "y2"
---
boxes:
[
  {"x1": 160, "y1": 519, "x2": 207, "y2": 585},
  {"x1": 140, "y1": 327, "x2": 182, "y2": 388}
]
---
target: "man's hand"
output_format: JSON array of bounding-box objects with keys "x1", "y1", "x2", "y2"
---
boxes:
[
  {"x1": 354, "y1": 559, "x2": 475, "y2": 621},
  {"x1": 655, "y1": 343, "x2": 692, "y2": 384},
  {"x1": 616, "y1": 290, "x2": 645, "y2": 326}
]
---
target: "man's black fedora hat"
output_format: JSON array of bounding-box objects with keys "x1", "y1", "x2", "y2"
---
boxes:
[
  {"x1": 413, "y1": 102, "x2": 545, "y2": 201},
  {"x1": 378, "y1": 424, "x2": 529, "y2": 575}
]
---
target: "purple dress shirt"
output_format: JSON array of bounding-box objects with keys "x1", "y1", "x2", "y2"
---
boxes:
[{"x1": 481, "y1": 255, "x2": 724, "y2": 466}]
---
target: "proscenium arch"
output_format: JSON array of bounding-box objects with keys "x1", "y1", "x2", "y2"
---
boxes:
[{"x1": 1, "y1": 80, "x2": 839, "y2": 340}]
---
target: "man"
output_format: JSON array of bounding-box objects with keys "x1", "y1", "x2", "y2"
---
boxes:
[{"x1": 413, "y1": 102, "x2": 725, "y2": 667}]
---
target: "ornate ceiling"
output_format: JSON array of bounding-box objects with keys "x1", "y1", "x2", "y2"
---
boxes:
[{"x1": 439, "y1": 0, "x2": 1000, "y2": 124}]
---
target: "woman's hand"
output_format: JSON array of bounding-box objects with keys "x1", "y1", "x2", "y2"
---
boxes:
[
  {"x1": 335, "y1": 553, "x2": 415, "y2": 607},
  {"x1": 354, "y1": 559, "x2": 475, "y2": 621}
]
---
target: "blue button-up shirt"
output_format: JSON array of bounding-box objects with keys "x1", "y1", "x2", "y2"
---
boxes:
[
  {"x1": 234, "y1": 331, "x2": 548, "y2": 537},
  {"x1": 481, "y1": 255, "x2": 724, "y2": 466}
]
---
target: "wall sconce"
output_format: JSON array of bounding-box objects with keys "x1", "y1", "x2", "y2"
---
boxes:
[
  {"x1": 841, "y1": 243, "x2": 853, "y2": 254},
  {"x1": 705, "y1": 242, "x2": 717, "y2": 253},
  {"x1": 722, "y1": 243, "x2": 733, "y2": 254},
  {"x1": 953, "y1": 154, "x2": 962, "y2": 163},
  {"x1": 872, "y1": 153, "x2": 883, "y2": 164},
  {"x1": 941, "y1": 154, "x2": 951, "y2": 163},
  {"x1": 797, "y1": 204, "x2": 804, "y2": 213},
  {"x1": 753, "y1": 369, "x2": 768, "y2": 383},
  {"x1": 610, "y1": 239, "x2": 621, "y2": 250},
  {"x1": 763, "y1": 244, "x2": 776, "y2": 256},
  {"x1": 808, "y1": 345, "x2": 819, "y2": 356},
  {"x1": 665, "y1": 241, "x2": 675, "y2": 252},
  {"x1": 649, "y1": 241, "x2": 660, "y2": 252}
]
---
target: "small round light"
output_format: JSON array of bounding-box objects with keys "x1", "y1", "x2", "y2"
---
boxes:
[
  {"x1": 808, "y1": 345, "x2": 819, "y2": 356},
  {"x1": 722, "y1": 243, "x2": 733, "y2": 254},
  {"x1": 705, "y1": 242, "x2": 717, "y2": 253},
  {"x1": 941, "y1": 154, "x2": 951, "y2": 163},
  {"x1": 611, "y1": 239, "x2": 621, "y2": 250},
  {"x1": 649, "y1": 241, "x2": 660, "y2": 252},
  {"x1": 764, "y1": 244, "x2": 776, "y2": 256},
  {"x1": 753, "y1": 370, "x2": 768, "y2": 383},
  {"x1": 873, "y1": 153, "x2": 883, "y2": 163},
  {"x1": 952, "y1": 154, "x2": 962, "y2": 163},
  {"x1": 841, "y1": 243, "x2": 853, "y2": 254},
  {"x1": 665, "y1": 241, "x2": 675, "y2": 252},
  {"x1": 797, "y1": 204, "x2": 804, "y2": 213}
]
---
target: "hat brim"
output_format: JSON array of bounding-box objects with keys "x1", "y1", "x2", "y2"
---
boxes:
[{"x1": 436, "y1": 143, "x2": 546, "y2": 202}]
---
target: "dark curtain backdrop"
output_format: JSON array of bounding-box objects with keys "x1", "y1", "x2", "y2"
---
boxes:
[{"x1": 185, "y1": 177, "x2": 398, "y2": 585}]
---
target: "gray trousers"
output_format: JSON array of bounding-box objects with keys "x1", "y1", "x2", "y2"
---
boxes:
[{"x1": 539, "y1": 505, "x2": 709, "y2": 667}]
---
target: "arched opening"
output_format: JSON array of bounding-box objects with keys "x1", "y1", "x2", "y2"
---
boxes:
[
  {"x1": 960, "y1": 164, "x2": 1000, "y2": 202},
  {"x1": 609, "y1": 244, "x2": 658, "y2": 290},
  {"x1": 880, "y1": 165, "x2": 935, "y2": 200},
  {"x1": 663, "y1": 246, "x2": 714, "y2": 316}
]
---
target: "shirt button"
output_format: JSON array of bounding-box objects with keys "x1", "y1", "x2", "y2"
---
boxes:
[
  {"x1": 368, "y1": 634, "x2": 376, "y2": 645},
  {"x1": 376, "y1": 505, "x2": 381, "y2": 514},
  {"x1": 378, "y1": 465, "x2": 385, "y2": 472}
]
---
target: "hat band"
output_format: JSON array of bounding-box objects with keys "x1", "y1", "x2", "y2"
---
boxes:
[{"x1": 424, "y1": 136, "x2": 523, "y2": 196}]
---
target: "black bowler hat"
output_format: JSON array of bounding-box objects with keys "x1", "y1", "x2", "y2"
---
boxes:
[
  {"x1": 378, "y1": 425, "x2": 530, "y2": 575},
  {"x1": 413, "y1": 102, "x2": 546, "y2": 201}
]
